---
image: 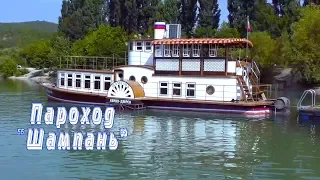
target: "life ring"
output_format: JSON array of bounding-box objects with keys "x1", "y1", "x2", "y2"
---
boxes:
[{"x1": 242, "y1": 70, "x2": 246, "y2": 77}]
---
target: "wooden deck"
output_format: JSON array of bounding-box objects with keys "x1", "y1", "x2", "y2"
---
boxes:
[{"x1": 136, "y1": 97, "x2": 274, "y2": 107}]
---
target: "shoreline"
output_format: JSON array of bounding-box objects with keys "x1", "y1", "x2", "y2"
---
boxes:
[
  {"x1": 7, "y1": 75, "x2": 51, "y2": 84},
  {"x1": 6, "y1": 67, "x2": 53, "y2": 84}
]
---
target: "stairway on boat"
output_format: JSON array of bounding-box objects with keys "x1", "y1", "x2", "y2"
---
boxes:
[{"x1": 236, "y1": 60, "x2": 267, "y2": 102}]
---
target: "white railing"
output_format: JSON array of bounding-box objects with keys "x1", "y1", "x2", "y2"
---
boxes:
[
  {"x1": 58, "y1": 55, "x2": 128, "y2": 70},
  {"x1": 251, "y1": 61, "x2": 260, "y2": 84},
  {"x1": 297, "y1": 89, "x2": 316, "y2": 110},
  {"x1": 253, "y1": 61, "x2": 260, "y2": 74}
]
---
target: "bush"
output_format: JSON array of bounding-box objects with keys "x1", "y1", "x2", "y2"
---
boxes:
[{"x1": 0, "y1": 58, "x2": 17, "y2": 78}]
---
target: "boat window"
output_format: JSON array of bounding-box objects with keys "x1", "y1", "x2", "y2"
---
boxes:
[
  {"x1": 104, "y1": 76, "x2": 111, "y2": 91},
  {"x1": 141, "y1": 76, "x2": 148, "y2": 84},
  {"x1": 129, "y1": 42, "x2": 133, "y2": 51},
  {"x1": 209, "y1": 44, "x2": 217, "y2": 57},
  {"x1": 206, "y1": 85, "x2": 215, "y2": 95},
  {"x1": 60, "y1": 73, "x2": 65, "y2": 86},
  {"x1": 202, "y1": 44, "x2": 209, "y2": 56},
  {"x1": 67, "y1": 74, "x2": 73, "y2": 87},
  {"x1": 164, "y1": 45, "x2": 171, "y2": 57},
  {"x1": 118, "y1": 73, "x2": 123, "y2": 79},
  {"x1": 136, "y1": 41, "x2": 143, "y2": 51},
  {"x1": 75, "y1": 74, "x2": 81, "y2": 88},
  {"x1": 145, "y1": 41, "x2": 152, "y2": 51},
  {"x1": 183, "y1": 44, "x2": 191, "y2": 57},
  {"x1": 94, "y1": 75, "x2": 101, "y2": 90},
  {"x1": 129, "y1": 75, "x2": 136, "y2": 81},
  {"x1": 186, "y1": 83, "x2": 196, "y2": 97},
  {"x1": 159, "y1": 82, "x2": 168, "y2": 95},
  {"x1": 192, "y1": 44, "x2": 200, "y2": 57},
  {"x1": 84, "y1": 75, "x2": 91, "y2": 89},
  {"x1": 155, "y1": 45, "x2": 162, "y2": 57},
  {"x1": 172, "y1": 45, "x2": 179, "y2": 57},
  {"x1": 172, "y1": 82, "x2": 182, "y2": 96}
]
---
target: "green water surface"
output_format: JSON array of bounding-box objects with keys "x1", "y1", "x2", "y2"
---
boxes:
[{"x1": 0, "y1": 79, "x2": 320, "y2": 180}]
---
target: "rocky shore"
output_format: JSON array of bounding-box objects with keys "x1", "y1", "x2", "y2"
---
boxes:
[{"x1": 7, "y1": 68, "x2": 55, "y2": 84}]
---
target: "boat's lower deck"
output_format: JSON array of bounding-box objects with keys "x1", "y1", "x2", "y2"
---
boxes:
[{"x1": 44, "y1": 83, "x2": 274, "y2": 115}]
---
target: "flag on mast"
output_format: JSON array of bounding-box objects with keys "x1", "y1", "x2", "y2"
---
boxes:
[{"x1": 247, "y1": 16, "x2": 251, "y2": 32}]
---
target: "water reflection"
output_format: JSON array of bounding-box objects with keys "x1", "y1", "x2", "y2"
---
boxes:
[
  {"x1": 0, "y1": 79, "x2": 33, "y2": 93},
  {"x1": 2, "y1": 79, "x2": 320, "y2": 179},
  {"x1": 133, "y1": 115, "x2": 146, "y2": 135}
]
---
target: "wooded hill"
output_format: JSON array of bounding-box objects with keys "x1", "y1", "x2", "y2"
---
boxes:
[{"x1": 0, "y1": 21, "x2": 58, "y2": 48}]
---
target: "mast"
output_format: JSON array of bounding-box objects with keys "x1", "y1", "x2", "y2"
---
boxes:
[{"x1": 246, "y1": 16, "x2": 250, "y2": 60}]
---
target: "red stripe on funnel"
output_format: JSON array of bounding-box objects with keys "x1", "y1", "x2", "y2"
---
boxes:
[{"x1": 154, "y1": 25, "x2": 166, "y2": 30}]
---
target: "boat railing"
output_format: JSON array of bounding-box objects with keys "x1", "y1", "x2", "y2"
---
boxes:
[
  {"x1": 297, "y1": 89, "x2": 316, "y2": 110},
  {"x1": 57, "y1": 54, "x2": 128, "y2": 70},
  {"x1": 251, "y1": 61, "x2": 261, "y2": 84},
  {"x1": 49, "y1": 79, "x2": 277, "y2": 102},
  {"x1": 251, "y1": 66, "x2": 259, "y2": 84}
]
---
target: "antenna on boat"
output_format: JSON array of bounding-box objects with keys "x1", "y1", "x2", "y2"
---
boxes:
[{"x1": 138, "y1": 34, "x2": 142, "y2": 39}]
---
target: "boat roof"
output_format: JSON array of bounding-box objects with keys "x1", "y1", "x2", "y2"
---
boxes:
[{"x1": 152, "y1": 38, "x2": 253, "y2": 48}]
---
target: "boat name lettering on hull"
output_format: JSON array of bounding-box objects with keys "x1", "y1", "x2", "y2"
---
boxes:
[{"x1": 110, "y1": 99, "x2": 132, "y2": 104}]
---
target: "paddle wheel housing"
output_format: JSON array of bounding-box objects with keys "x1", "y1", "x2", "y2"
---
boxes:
[{"x1": 107, "y1": 80, "x2": 145, "y2": 99}]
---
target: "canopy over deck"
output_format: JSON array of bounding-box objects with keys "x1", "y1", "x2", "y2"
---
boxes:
[{"x1": 152, "y1": 38, "x2": 253, "y2": 48}]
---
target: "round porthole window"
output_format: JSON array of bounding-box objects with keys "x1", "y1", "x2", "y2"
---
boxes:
[
  {"x1": 118, "y1": 73, "x2": 123, "y2": 78},
  {"x1": 129, "y1": 75, "x2": 136, "y2": 81},
  {"x1": 141, "y1": 76, "x2": 148, "y2": 84},
  {"x1": 206, "y1": 85, "x2": 215, "y2": 95}
]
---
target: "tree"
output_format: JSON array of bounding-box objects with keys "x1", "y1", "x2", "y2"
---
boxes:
[
  {"x1": 20, "y1": 39, "x2": 51, "y2": 68},
  {"x1": 108, "y1": 0, "x2": 122, "y2": 27},
  {"x1": 280, "y1": 0, "x2": 301, "y2": 34},
  {"x1": 125, "y1": 0, "x2": 139, "y2": 33},
  {"x1": 215, "y1": 22, "x2": 240, "y2": 38},
  {"x1": 303, "y1": 0, "x2": 320, "y2": 6},
  {"x1": 228, "y1": 0, "x2": 256, "y2": 37},
  {"x1": 249, "y1": 32, "x2": 277, "y2": 67},
  {"x1": 194, "y1": 27, "x2": 217, "y2": 38},
  {"x1": 179, "y1": 0, "x2": 198, "y2": 37},
  {"x1": 108, "y1": 0, "x2": 159, "y2": 34},
  {"x1": 138, "y1": 0, "x2": 160, "y2": 34},
  {"x1": 47, "y1": 33, "x2": 72, "y2": 68},
  {"x1": 72, "y1": 25, "x2": 128, "y2": 59},
  {"x1": 272, "y1": 31, "x2": 293, "y2": 67},
  {"x1": 58, "y1": 0, "x2": 107, "y2": 41},
  {"x1": 253, "y1": 1, "x2": 282, "y2": 37},
  {"x1": 228, "y1": 0, "x2": 285, "y2": 38},
  {"x1": 198, "y1": 0, "x2": 220, "y2": 29},
  {"x1": 289, "y1": 5, "x2": 320, "y2": 84},
  {"x1": 155, "y1": 0, "x2": 180, "y2": 24}
]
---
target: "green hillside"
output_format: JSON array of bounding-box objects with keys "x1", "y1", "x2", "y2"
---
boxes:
[{"x1": 0, "y1": 21, "x2": 58, "y2": 48}]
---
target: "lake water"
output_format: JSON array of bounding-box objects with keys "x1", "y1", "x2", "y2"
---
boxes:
[{"x1": 1, "y1": 79, "x2": 320, "y2": 180}]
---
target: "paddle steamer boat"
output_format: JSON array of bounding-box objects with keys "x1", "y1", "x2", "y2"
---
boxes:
[{"x1": 42, "y1": 22, "x2": 290, "y2": 115}]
